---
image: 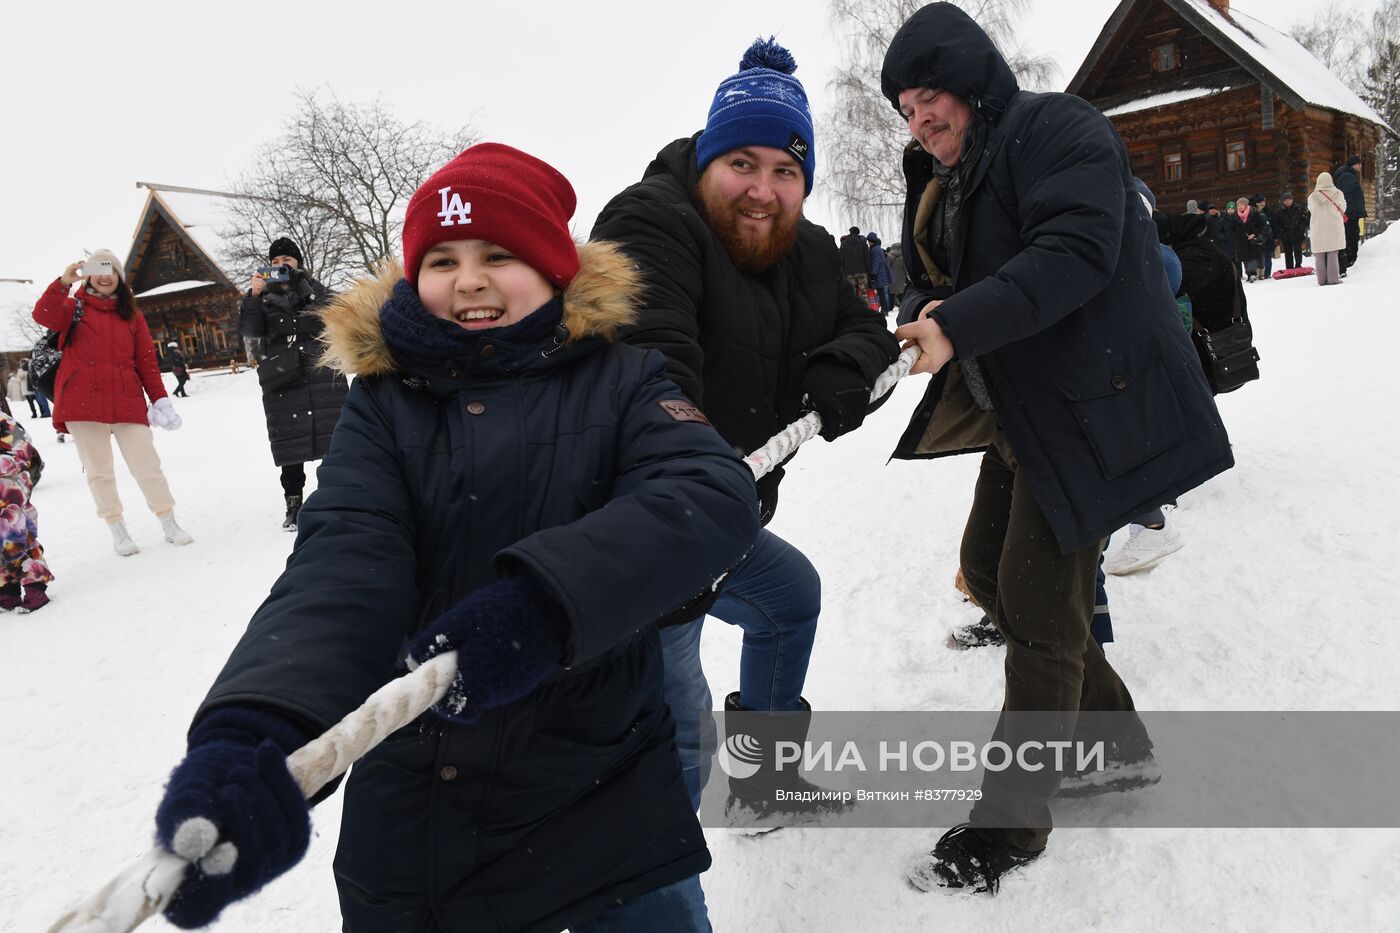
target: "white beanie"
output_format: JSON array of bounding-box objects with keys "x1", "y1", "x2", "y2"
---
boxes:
[{"x1": 87, "y1": 248, "x2": 125, "y2": 281}]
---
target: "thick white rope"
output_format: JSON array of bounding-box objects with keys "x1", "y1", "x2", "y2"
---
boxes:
[
  {"x1": 49, "y1": 652, "x2": 458, "y2": 933},
  {"x1": 51, "y1": 343, "x2": 925, "y2": 932},
  {"x1": 745, "y1": 345, "x2": 921, "y2": 479}
]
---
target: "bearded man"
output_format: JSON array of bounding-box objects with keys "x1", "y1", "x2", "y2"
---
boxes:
[{"x1": 592, "y1": 37, "x2": 899, "y2": 817}]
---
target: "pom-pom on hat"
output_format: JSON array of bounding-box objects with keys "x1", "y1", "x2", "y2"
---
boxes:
[
  {"x1": 695, "y1": 37, "x2": 816, "y2": 195},
  {"x1": 401, "y1": 143, "x2": 579, "y2": 288}
]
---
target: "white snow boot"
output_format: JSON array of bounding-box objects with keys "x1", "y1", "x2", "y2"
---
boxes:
[
  {"x1": 160, "y1": 511, "x2": 194, "y2": 547},
  {"x1": 108, "y1": 519, "x2": 139, "y2": 557},
  {"x1": 1104, "y1": 518, "x2": 1182, "y2": 576}
]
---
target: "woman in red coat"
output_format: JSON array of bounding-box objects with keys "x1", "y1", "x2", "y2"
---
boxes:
[{"x1": 32, "y1": 249, "x2": 193, "y2": 555}]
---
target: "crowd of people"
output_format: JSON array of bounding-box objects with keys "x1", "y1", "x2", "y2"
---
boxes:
[
  {"x1": 6, "y1": 2, "x2": 1376, "y2": 929},
  {"x1": 1180, "y1": 153, "x2": 1370, "y2": 288}
]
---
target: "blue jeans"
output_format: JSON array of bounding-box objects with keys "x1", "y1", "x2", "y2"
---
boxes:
[
  {"x1": 571, "y1": 876, "x2": 710, "y2": 932},
  {"x1": 35, "y1": 390, "x2": 51, "y2": 417},
  {"x1": 661, "y1": 529, "x2": 821, "y2": 807}
]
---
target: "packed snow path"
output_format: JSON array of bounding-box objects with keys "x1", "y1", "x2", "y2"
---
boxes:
[{"x1": 5, "y1": 237, "x2": 1399, "y2": 931}]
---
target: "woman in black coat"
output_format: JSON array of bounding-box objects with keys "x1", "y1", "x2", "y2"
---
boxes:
[
  {"x1": 1227, "y1": 198, "x2": 1269, "y2": 281},
  {"x1": 238, "y1": 238, "x2": 349, "y2": 529}
]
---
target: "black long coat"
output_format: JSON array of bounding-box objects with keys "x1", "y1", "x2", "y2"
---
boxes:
[
  {"x1": 1227, "y1": 210, "x2": 1270, "y2": 265},
  {"x1": 1333, "y1": 164, "x2": 1367, "y2": 218},
  {"x1": 590, "y1": 134, "x2": 900, "y2": 522},
  {"x1": 839, "y1": 231, "x2": 872, "y2": 276},
  {"x1": 883, "y1": 3, "x2": 1232, "y2": 553},
  {"x1": 1274, "y1": 202, "x2": 1310, "y2": 243},
  {"x1": 199, "y1": 246, "x2": 760, "y2": 932},
  {"x1": 239, "y1": 271, "x2": 349, "y2": 467}
]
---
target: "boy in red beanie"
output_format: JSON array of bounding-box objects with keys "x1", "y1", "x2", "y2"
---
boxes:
[{"x1": 149, "y1": 143, "x2": 758, "y2": 931}]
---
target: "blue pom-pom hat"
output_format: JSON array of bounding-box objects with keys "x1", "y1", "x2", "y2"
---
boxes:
[{"x1": 695, "y1": 37, "x2": 816, "y2": 195}]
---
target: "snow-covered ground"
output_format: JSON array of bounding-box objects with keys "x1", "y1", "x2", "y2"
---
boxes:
[{"x1": 4, "y1": 237, "x2": 1399, "y2": 932}]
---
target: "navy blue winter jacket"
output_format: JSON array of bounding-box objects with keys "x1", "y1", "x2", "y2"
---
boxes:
[
  {"x1": 883, "y1": 3, "x2": 1233, "y2": 553},
  {"x1": 196, "y1": 242, "x2": 759, "y2": 932}
]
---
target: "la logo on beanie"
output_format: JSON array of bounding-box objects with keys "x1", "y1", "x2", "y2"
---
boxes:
[{"x1": 437, "y1": 187, "x2": 472, "y2": 227}]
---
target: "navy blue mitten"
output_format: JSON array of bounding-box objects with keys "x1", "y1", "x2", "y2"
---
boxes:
[
  {"x1": 407, "y1": 574, "x2": 568, "y2": 724},
  {"x1": 154, "y1": 707, "x2": 313, "y2": 929},
  {"x1": 802, "y1": 362, "x2": 873, "y2": 441}
]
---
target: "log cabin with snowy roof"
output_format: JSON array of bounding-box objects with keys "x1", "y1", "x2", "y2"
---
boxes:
[
  {"x1": 1069, "y1": 0, "x2": 1395, "y2": 213},
  {"x1": 125, "y1": 184, "x2": 244, "y2": 371}
]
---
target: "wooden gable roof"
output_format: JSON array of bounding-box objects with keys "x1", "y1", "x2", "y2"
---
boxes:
[
  {"x1": 1069, "y1": 0, "x2": 1391, "y2": 131},
  {"x1": 124, "y1": 188, "x2": 238, "y2": 298}
]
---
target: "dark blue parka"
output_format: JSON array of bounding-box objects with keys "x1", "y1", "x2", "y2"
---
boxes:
[
  {"x1": 196, "y1": 243, "x2": 760, "y2": 932},
  {"x1": 1333, "y1": 163, "x2": 1367, "y2": 218},
  {"x1": 883, "y1": 2, "x2": 1233, "y2": 553}
]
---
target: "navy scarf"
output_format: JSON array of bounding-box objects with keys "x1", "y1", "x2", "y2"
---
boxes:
[{"x1": 379, "y1": 278, "x2": 564, "y2": 372}]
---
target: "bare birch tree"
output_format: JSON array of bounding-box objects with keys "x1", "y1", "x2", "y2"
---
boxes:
[
  {"x1": 822, "y1": 0, "x2": 1058, "y2": 240},
  {"x1": 1290, "y1": 0, "x2": 1369, "y2": 89},
  {"x1": 220, "y1": 89, "x2": 478, "y2": 290},
  {"x1": 1363, "y1": 1, "x2": 1400, "y2": 230}
]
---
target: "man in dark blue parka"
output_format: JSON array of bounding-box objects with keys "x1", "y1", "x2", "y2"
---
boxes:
[{"x1": 884, "y1": 2, "x2": 1233, "y2": 895}]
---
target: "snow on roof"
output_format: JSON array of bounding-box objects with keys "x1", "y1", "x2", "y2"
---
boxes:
[
  {"x1": 134, "y1": 279, "x2": 218, "y2": 298},
  {"x1": 0, "y1": 282, "x2": 41, "y2": 353},
  {"x1": 154, "y1": 189, "x2": 240, "y2": 270},
  {"x1": 1191, "y1": 0, "x2": 1391, "y2": 129},
  {"x1": 1104, "y1": 85, "x2": 1237, "y2": 117}
]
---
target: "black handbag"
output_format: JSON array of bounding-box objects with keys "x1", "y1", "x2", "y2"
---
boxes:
[
  {"x1": 29, "y1": 299, "x2": 83, "y2": 398},
  {"x1": 257, "y1": 340, "x2": 304, "y2": 391},
  {"x1": 1194, "y1": 319, "x2": 1260, "y2": 394}
]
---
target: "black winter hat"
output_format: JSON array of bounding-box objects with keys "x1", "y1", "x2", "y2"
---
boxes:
[
  {"x1": 268, "y1": 237, "x2": 304, "y2": 267},
  {"x1": 1347, "y1": 154, "x2": 1362, "y2": 167},
  {"x1": 849, "y1": 226, "x2": 861, "y2": 235}
]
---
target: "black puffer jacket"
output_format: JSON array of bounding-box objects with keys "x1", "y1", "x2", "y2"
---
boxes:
[
  {"x1": 590, "y1": 134, "x2": 899, "y2": 522},
  {"x1": 882, "y1": 2, "x2": 1232, "y2": 553},
  {"x1": 1333, "y1": 164, "x2": 1367, "y2": 218},
  {"x1": 839, "y1": 231, "x2": 872, "y2": 276},
  {"x1": 239, "y1": 270, "x2": 349, "y2": 466},
  {"x1": 1274, "y1": 202, "x2": 1310, "y2": 242},
  {"x1": 200, "y1": 244, "x2": 759, "y2": 933}
]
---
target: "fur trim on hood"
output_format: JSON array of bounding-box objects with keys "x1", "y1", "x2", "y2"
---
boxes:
[{"x1": 318, "y1": 240, "x2": 641, "y2": 377}]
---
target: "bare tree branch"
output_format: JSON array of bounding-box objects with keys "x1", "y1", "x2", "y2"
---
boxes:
[{"x1": 218, "y1": 88, "x2": 479, "y2": 290}]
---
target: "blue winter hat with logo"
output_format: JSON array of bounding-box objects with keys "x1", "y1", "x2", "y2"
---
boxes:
[{"x1": 696, "y1": 37, "x2": 816, "y2": 195}]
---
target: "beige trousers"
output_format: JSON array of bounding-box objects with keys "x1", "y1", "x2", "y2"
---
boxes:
[{"x1": 67, "y1": 422, "x2": 176, "y2": 521}]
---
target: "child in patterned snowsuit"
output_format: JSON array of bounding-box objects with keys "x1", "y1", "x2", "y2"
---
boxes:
[{"x1": 0, "y1": 412, "x2": 54, "y2": 612}]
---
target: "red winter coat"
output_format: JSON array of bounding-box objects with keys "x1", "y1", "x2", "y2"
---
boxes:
[{"x1": 32, "y1": 279, "x2": 168, "y2": 433}]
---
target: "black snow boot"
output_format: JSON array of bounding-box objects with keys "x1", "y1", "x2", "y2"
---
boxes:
[
  {"x1": 1055, "y1": 730, "x2": 1161, "y2": 798},
  {"x1": 906, "y1": 823, "x2": 1043, "y2": 894},
  {"x1": 947, "y1": 614, "x2": 1005, "y2": 650},
  {"x1": 721, "y1": 691, "x2": 854, "y2": 830},
  {"x1": 282, "y1": 494, "x2": 302, "y2": 532}
]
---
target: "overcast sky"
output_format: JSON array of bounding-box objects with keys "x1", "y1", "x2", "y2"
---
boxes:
[{"x1": 0, "y1": 0, "x2": 1359, "y2": 283}]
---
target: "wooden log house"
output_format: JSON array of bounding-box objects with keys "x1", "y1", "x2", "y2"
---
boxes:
[
  {"x1": 1068, "y1": 0, "x2": 1393, "y2": 214},
  {"x1": 124, "y1": 185, "x2": 244, "y2": 371}
]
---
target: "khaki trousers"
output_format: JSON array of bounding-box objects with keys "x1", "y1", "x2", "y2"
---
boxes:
[{"x1": 67, "y1": 422, "x2": 176, "y2": 521}]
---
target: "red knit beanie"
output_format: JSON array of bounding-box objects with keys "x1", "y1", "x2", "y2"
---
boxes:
[{"x1": 401, "y1": 143, "x2": 579, "y2": 287}]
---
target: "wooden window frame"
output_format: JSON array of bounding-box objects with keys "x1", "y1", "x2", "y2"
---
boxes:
[
  {"x1": 1152, "y1": 43, "x2": 1178, "y2": 72},
  {"x1": 1164, "y1": 151, "x2": 1184, "y2": 182},
  {"x1": 1225, "y1": 139, "x2": 1247, "y2": 172}
]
